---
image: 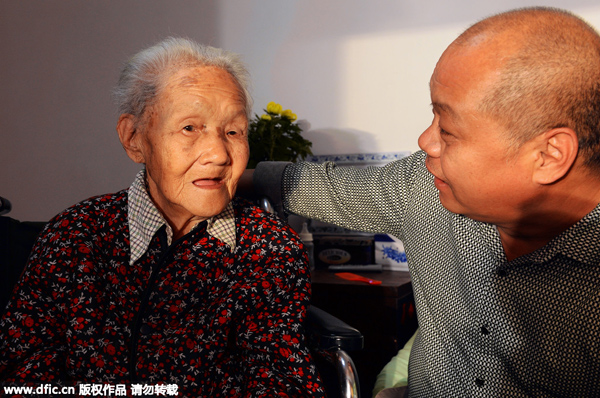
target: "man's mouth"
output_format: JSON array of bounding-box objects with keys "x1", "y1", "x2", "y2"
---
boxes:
[
  {"x1": 433, "y1": 176, "x2": 449, "y2": 190},
  {"x1": 428, "y1": 170, "x2": 448, "y2": 189},
  {"x1": 425, "y1": 159, "x2": 448, "y2": 189}
]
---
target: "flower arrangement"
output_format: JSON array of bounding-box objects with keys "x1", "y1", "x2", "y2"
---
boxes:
[{"x1": 246, "y1": 102, "x2": 313, "y2": 169}]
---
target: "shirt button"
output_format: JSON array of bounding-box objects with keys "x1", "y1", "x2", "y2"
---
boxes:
[
  {"x1": 475, "y1": 378, "x2": 485, "y2": 387},
  {"x1": 480, "y1": 325, "x2": 490, "y2": 335},
  {"x1": 497, "y1": 269, "x2": 507, "y2": 277},
  {"x1": 140, "y1": 324, "x2": 153, "y2": 335}
]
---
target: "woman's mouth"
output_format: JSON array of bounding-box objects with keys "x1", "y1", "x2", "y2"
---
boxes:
[{"x1": 193, "y1": 178, "x2": 224, "y2": 189}]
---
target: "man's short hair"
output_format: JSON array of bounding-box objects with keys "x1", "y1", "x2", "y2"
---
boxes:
[{"x1": 460, "y1": 7, "x2": 600, "y2": 171}]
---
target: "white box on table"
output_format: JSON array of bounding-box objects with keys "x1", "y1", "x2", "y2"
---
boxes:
[{"x1": 374, "y1": 234, "x2": 408, "y2": 272}]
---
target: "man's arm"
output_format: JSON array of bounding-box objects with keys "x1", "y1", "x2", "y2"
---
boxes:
[{"x1": 253, "y1": 153, "x2": 426, "y2": 237}]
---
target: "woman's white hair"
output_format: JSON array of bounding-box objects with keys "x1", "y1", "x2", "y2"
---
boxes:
[{"x1": 113, "y1": 37, "x2": 252, "y2": 120}]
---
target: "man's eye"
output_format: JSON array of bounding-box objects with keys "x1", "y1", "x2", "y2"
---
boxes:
[
  {"x1": 227, "y1": 130, "x2": 238, "y2": 136},
  {"x1": 183, "y1": 125, "x2": 194, "y2": 132}
]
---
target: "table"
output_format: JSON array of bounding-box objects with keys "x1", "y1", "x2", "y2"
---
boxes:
[{"x1": 310, "y1": 269, "x2": 418, "y2": 397}]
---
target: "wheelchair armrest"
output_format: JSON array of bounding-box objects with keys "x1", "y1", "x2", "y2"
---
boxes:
[
  {"x1": 306, "y1": 306, "x2": 364, "y2": 352},
  {"x1": 0, "y1": 216, "x2": 47, "y2": 312}
]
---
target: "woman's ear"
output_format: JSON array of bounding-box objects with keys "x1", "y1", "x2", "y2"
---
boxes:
[
  {"x1": 117, "y1": 114, "x2": 146, "y2": 164},
  {"x1": 532, "y1": 128, "x2": 579, "y2": 185}
]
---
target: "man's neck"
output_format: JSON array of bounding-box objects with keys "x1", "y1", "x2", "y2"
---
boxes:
[
  {"x1": 498, "y1": 229, "x2": 557, "y2": 262},
  {"x1": 497, "y1": 178, "x2": 600, "y2": 261}
]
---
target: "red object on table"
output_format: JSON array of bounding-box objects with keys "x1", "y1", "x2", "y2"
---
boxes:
[{"x1": 335, "y1": 272, "x2": 382, "y2": 285}]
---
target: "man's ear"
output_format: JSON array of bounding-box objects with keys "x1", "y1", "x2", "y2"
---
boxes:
[
  {"x1": 532, "y1": 127, "x2": 578, "y2": 185},
  {"x1": 117, "y1": 114, "x2": 146, "y2": 164}
]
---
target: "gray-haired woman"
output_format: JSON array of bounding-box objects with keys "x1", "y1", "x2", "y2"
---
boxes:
[{"x1": 0, "y1": 37, "x2": 325, "y2": 397}]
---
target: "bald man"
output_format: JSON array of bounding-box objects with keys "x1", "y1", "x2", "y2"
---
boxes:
[{"x1": 250, "y1": 6, "x2": 600, "y2": 397}]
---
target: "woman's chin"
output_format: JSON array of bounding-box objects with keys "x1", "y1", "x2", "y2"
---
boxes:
[{"x1": 188, "y1": 191, "x2": 231, "y2": 218}]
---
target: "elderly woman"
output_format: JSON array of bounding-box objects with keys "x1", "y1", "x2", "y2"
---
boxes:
[{"x1": 0, "y1": 38, "x2": 325, "y2": 397}]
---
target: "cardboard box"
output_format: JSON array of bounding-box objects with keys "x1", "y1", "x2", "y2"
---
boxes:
[{"x1": 313, "y1": 234, "x2": 373, "y2": 268}]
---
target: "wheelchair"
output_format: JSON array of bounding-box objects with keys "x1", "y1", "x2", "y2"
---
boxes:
[{"x1": 0, "y1": 196, "x2": 363, "y2": 398}]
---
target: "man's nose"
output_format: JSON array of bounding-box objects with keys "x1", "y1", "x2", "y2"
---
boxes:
[{"x1": 418, "y1": 124, "x2": 441, "y2": 158}]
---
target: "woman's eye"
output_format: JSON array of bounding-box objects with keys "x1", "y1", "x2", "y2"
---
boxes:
[{"x1": 228, "y1": 129, "x2": 246, "y2": 137}]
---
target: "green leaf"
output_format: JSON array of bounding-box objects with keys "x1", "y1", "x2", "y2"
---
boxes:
[{"x1": 247, "y1": 105, "x2": 313, "y2": 168}]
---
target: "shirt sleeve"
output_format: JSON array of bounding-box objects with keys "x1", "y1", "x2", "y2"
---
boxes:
[{"x1": 255, "y1": 152, "x2": 427, "y2": 238}]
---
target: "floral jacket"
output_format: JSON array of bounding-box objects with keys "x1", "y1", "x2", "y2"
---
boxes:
[{"x1": 0, "y1": 190, "x2": 325, "y2": 397}]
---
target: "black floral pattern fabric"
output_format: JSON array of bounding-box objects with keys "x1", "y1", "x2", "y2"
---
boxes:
[{"x1": 0, "y1": 191, "x2": 325, "y2": 397}]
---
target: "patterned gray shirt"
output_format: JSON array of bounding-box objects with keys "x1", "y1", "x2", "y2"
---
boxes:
[{"x1": 255, "y1": 150, "x2": 600, "y2": 397}]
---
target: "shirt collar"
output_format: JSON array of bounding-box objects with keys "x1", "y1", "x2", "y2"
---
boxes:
[
  {"x1": 541, "y1": 202, "x2": 600, "y2": 265},
  {"x1": 127, "y1": 170, "x2": 237, "y2": 265},
  {"x1": 483, "y1": 203, "x2": 600, "y2": 266}
]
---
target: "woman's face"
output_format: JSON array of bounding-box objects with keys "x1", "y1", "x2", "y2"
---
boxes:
[{"x1": 131, "y1": 66, "x2": 249, "y2": 232}]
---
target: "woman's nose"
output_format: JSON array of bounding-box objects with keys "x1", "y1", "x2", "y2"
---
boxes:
[
  {"x1": 200, "y1": 132, "x2": 230, "y2": 165},
  {"x1": 418, "y1": 124, "x2": 441, "y2": 158}
]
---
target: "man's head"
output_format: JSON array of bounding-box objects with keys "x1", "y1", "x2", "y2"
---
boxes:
[
  {"x1": 419, "y1": 7, "x2": 600, "y2": 224},
  {"x1": 463, "y1": 7, "x2": 600, "y2": 170}
]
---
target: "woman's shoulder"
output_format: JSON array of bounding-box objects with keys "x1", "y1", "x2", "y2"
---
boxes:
[
  {"x1": 232, "y1": 196, "x2": 290, "y2": 225},
  {"x1": 231, "y1": 197, "x2": 310, "y2": 277},
  {"x1": 46, "y1": 189, "x2": 129, "y2": 233},
  {"x1": 231, "y1": 197, "x2": 303, "y2": 247}
]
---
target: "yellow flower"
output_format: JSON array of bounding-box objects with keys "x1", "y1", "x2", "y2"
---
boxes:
[
  {"x1": 266, "y1": 101, "x2": 282, "y2": 115},
  {"x1": 260, "y1": 114, "x2": 272, "y2": 121},
  {"x1": 281, "y1": 109, "x2": 297, "y2": 121}
]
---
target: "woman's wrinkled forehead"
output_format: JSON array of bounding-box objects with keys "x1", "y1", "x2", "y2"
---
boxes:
[{"x1": 161, "y1": 66, "x2": 247, "y2": 107}]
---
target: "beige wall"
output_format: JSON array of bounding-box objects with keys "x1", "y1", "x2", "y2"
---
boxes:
[
  {"x1": 2, "y1": 0, "x2": 600, "y2": 220},
  {"x1": 1, "y1": 1, "x2": 219, "y2": 220}
]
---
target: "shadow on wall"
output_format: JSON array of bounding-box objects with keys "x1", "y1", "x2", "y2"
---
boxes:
[
  {"x1": 0, "y1": 1, "x2": 220, "y2": 221},
  {"x1": 302, "y1": 127, "x2": 378, "y2": 155},
  {"x1": 266, "y1": 0, "x2": 600, "y2": 156}
]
